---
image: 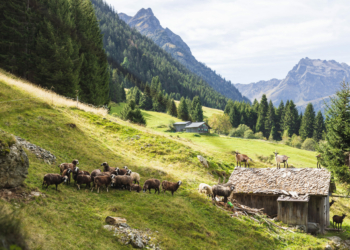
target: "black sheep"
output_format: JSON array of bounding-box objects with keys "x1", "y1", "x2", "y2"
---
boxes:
[
  {"x1": 333, "y1": 214, "x2": 346, "y2": 230},
  {"x1": 161, "y1": 180, "x2": 182, "y2": 196},
  {"x1": 76, "y1": 175, "x2": 91, "y2": 190},
  {"x1": 143, "y1": 179, "x2": 161, "y2": 194},
  {"x1": 61, "y1": 168, "x2": 72, "y2": 185},
  {"x1": 42, "y1": 174, "x2": 68, "y2": 191},
  {"x1": 212, "y1": 184, "x2": 235, "y2": 203}
]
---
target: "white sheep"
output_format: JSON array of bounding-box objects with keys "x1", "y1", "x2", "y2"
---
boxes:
[
  {"x1": 198, "y1": 183, "x2": 213, "y2": 198},
  {"x1": 128, "y1": 172, "x2": 140, "y2": 184}
]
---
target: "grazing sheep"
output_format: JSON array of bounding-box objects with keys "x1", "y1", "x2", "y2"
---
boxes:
[
  {"x1": 143, "y1": 179, "x2": 161, "y2": 194},
  {"x1": 90, "y1": 169, "x2": 102, "y2": 183},
  {"x1": 61, "y1": 168, "x2": 72, "y2": 185},
  {"x1": 58, "y1": 159, "x2": 79, "y2": 174},
  {"x1": 115, "y1": 167, "x2": 128, "y2": 175},
  {"x1": 76, "y1": 175, "x2": 91, "y2": 190},
  {"x1": 131, "y1": 184, "x2": 142, "y2": 192},
  {"x1": 333, "y1": 214, "x2": 346, "y2": 230},
  {"x1": 101, "y1": 162, "x2": 116, "y2": 173},
  {"x1": 235, "y1": 151, "x2": 253, "y2": 168},
  {"x1": 273, "y1": 151, "x2": 290, "y2": 169},
  {"x1": 212, "y1": 184, "x2": 235, "y2": 203},
  {"x1": 161, "y1": 181, "x2": 182, "y2": 196},
  {"x1": 91, "y1": 175, "x2": 114, "y2": 193},
  {"x1": 316, "y1": 154, "x2": 322, "y2": 169},
  {"x1": 198, "y1": 183, "x2": 210, "y2": 195},
  {"x1": 202, "y1": 185, "x2": 213, "y2": 198},
  {"x1": 42, "y1": 174, "x2": 68, "y2": 191},
  {"x1": 127, "y1": 171, "x2": 140, "y2": 184},
  {"x1": 72, "y1": 168, "x2": 90, "y2": 184},
  {"x1": 330, "y1": 199, "x2": 336, "y2": 207},
  {"x1": 111, "y1": 175, "x2": 133, "y2": 191}
]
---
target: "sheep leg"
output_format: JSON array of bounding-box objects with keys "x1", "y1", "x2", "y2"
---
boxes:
[
  {"x1": 97, "y1": 187, "x2": 100, "y2": 193},
  {"x1": 77, "y1": 184, "x2": 80, "y2": 190},
  {"x1": 172, "y1": 191, "x2": 174, "y2": 196},
  {"x1": 149, "y1": 188, "x2": 151, "y2": 194},
  {"x1": 55, "y1": 184, "x2": 58, "y2": 191}
]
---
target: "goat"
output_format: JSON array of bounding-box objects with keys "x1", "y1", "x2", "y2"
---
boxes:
[
  {"x1": 316, "y1": 154, "x2": 322, "y2": 169},
  {"x1": 61, "y1": 168, "x2": 72, "y2": 185},
  {"x1": 91, "y1": 175, "x2": 114, "y2": 193},
  {"x1": 235, "y1": 151, "x2": 253, "y2": 168},
  {"x1": 161, "y1": 181, "x2": 182, "y2": 196},
  {"x1": 101, "y1": 162, "x2": 115, "y2": 173},
  {"x1": 212, "y1": 184, "x2": 235, "y2": 203},
  {"x1": 58, "y1": 159, "x2": 79, "y2": 174},
  {"x1": 329, "y1": 199, "x2": 336, "y2": 207},
  {"x1": 143, "y1": 179, "x2": 160, "y2": 194},
  {"x1": 111, "y1": 175, "x2": 133, "y2": 191},
  {"x1": 274, "y1": 151, "x2": 289, "y2": 169},
  {"x1": 333, "y1": 214, "x2": 346, "y2": 230},
  {"x1": 76, "y1": 175, "x2": 91, "y2": 190},
  {"x1": 42, "y1": 174, "x2": 68, "y2": 191}
]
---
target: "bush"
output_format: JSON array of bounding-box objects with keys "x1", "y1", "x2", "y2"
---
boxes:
[
  {"x1": 254, "y1": 132, "x2": 265, "y2": 140},
  {"x1": 120, "y1": 102, "x2": 146, "y2": 125},
  {"x1": 291, "y1": 134, "x2": 302, "y2": 149},
  {"x1": 229, "y1": 124, "x2": 251, "y2": 137},
  {"x1": 301, "y1": 138, "x2": 316, "y2": 151},
  {"x1": 167, "y1": 120, "x2": 175, "y2": 132},
  {"x1": 244, "y1": 129, "x2": 255, "y2": 139}
]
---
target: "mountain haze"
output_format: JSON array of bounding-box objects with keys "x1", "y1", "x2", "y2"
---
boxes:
[
  {"x1": 119, "y1": 8, "x2": 249, "y2": 103},
  {"x1": 235, "y1": 58, "x2": 350, "y2": 112}
]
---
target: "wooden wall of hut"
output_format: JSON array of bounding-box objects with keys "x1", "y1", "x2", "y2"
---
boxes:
[
  {"x1": 231, "y1": 194, "x2": 278, "y2": 216},
  {"x1": 308, "y1": 196, "x2": 328, "y2": 233},
  {"x1": 277, "y1": 201, "x2": 308, "y2": 229}
]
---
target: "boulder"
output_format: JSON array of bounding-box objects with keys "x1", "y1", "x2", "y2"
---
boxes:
[
  {"x1": 105, "y1": 216, "x2": 127, "y2": 225},
  {"x1": 0, "y1": 133, "x2": 29, "y2": 188},
  {"x1": 130, "y1": 234, "x2": 144, "y2": 249},
  {"x1": 307, "y1": 222, "x2": 320, "y2": 235},
  {"x1": 197, "y1": 155, "x2": 209, "y2": 168}
]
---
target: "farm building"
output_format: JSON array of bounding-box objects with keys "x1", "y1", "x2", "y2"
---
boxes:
[
  {"x1": 228, "y1": 168, "x2": 332, "y2": 233},
  {"x1": 173, "y1": 122, "x2": 211, "y2": 133},
  {"x1": 173, "y1": 121, "x2": 191, "y2": 132}
]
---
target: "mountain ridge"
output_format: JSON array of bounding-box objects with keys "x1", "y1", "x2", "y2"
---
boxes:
[
  {"x1": 119, "y1": 8, "x2": 250, "y2": 103},
  {"x1": 234, "y1": 58, "x2": 350, "y2": 111}
]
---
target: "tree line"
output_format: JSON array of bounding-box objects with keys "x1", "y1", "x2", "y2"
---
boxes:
[{"x1": 0, "y1": 0, "x2": 110, "y2": 105}]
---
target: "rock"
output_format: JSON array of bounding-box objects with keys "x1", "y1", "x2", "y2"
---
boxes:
[
  {"x1": 105, "y1": 216, "x2": 127, "y2": 225},
  {"x1": 131, "y1": 234, "x2": 144, "y2": 249},
  {"x1": 324, "y1": 245, "x2": 332, "y2": 250},
  {"x1": 31, "y1": 191, "x2": 41, "y2": 197},
  {"x1": 119, "y1": 223, "x2": 130, "y2": 228},
  {"x1": 103, "y1": 225, "x2": 115, "y2": 231},
  {"x1": 0, "y1": 135, "x2": 29, "y2": 188},
  {"x1": 308, "y1": 222, "x2": 320, "y2": 235},
  {"x1": 197, "y1": 155, "x2": 209, "y2": 168},
  {"x1": 345, "y1": 240, "x2": 350, "y2": 246},
  {"x1": 327, "y1": 236, "x2": 342, "y2": 247}
]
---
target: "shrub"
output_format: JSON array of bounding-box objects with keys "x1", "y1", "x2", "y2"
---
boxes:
[
  {"x1": 301, "y1": 138, "x2": 316, "y2": 151},
  {"x1": 229, "y1": 124, "x2": 251, "y2": 137},
  {"x1": 291, "y1": 134, "x2": 302, "y2": 149},
  {"x1": 120, "y1": 101, "x2": 146, "y2": 125},
  {"x1": 244, "y1": 129, "x2": 255, "y2": 139},
  {"x1": 167, "y1": 120, "x2": 175, "y2": 132},
  {"x1": 254, "y1": 132, "x2": 265, "y2": 140}
]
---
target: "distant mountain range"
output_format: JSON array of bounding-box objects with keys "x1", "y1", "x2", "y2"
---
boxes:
[
  {"x1": 235, "y1": 58, "x2": 350, "y2": 112},
  {"x1": 119, "y1": 8, "x2": 250, "y2": 103}
]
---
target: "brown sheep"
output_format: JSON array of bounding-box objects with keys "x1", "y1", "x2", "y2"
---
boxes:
[
  {"x1": 61, "y1": 168, "x2": 72, "y2": 185},
  {"x1": 76, "y1": 175, "x2": 91, "y2": 190},
  {"x1": 42, "y1": 174, "x2": 68, "y2": 191},
  {"x1": 330, "y1": 199, "x2": 336, "y2": 207},
  {"x1": 235, "y1": 151, "x2": 252, "y2": 168},
  {"x1": 131, "y1": 184, "x2": 142, "y2": 192},
  {"x1": 91, "y1": 175, "x2": 114, "y2": 193},
  {"x1": 58, "y1": 159, "x2": 79, "y2": 174},
  {"x1": 101, "y1": 162, "x2": 116, "y2": 173},
  {"x1": 111, "y1": 175, "x2": 133, "y2": 191},
  {"x1": 333, "y1": 214, "x2": 346, "y2": 230},
  {"x1": 143, "y1": 179, "x2": 160, "y2": 194},
  {"x1": 72, "y1": 168, "x2": 90, "y2": 185},
  {"x1": 161, "y1": 181, "x2": 182, "y2": 196},
  {"x1": 115, "y1": 167, "x2": 128, "y2": 175}
]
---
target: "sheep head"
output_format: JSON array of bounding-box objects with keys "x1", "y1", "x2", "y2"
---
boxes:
[
  {"x1": 62, "y1": 176, "x2": 68, "y2": 182},
  {"x1": 101, "y1": 162, "x2": 107, "y2": 167},
  {"x1": 178, "y1": 181, "x2": 182, "y2": 186},
  {"x1": 73, "y1": 159, "x2": 79, "y2": 165},
  {"x1": 126, "y1": 170, "x2": 132, "y2": 175},
  {"x1": 74, "y1": 167, "x2": 79, "y2": 173},
  {"x1": 123, "y1": 166, "x2": 128, "y2": 169},
  {"x1": 230, "y1": 186, "x2": 235, "y2": 191}
]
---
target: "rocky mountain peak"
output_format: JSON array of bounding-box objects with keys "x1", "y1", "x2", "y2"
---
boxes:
[{"x1": 134, "y1": 8, "x2": 154, "y2": 18}]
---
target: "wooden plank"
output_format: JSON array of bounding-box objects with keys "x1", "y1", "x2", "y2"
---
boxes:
[{"x1": 330, "y1": 195, "x2": 350, "y2": 198}]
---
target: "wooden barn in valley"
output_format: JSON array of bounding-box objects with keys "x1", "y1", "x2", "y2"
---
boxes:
[
  {"x1": 173, "y1": 122, "x2": 211, "y2": 133},
  {"x1": 229, "y1": 168, "x2": 332, "y2": 233}
]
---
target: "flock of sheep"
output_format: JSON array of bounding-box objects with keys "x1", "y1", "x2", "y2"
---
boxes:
[{"x1": 41, "y1": 159, "x2": 182, "y2": 195}]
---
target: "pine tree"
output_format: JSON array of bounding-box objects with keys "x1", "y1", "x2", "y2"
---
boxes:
[
  {"x1": 313, "y1": 111, "x2": 325, "y2": 142},
  {"x1": 283, "y1": 100, "x2": 299, "y2": 137},
  {"x1": 318, "y1": 81, "x2": 350, "y2": 183},
  {"x1": 167, "y1": 99, "x2": 177, "y2": 117},
  {"x1": 229, "y1": 106, "x2": 239, "y2": 128},
  {"x1": 120, "y1": 84, "x2": 126, "y2": 102},
  {"x1": 275, "y1": 100, "x2": 285, "y2": 139},
  {"x1": 256, "y1": 94, "x2": 268, "y2": 134},
  {"x1": 177, "y1": 97, "x2": 190, "y2": 121},
  {"x1": 299, "y1": 103, "x2": 315, "y2": 140},
  {"x1": 191, "y1": 96, "x2": 203, "y2": 122},
  {"x1": 269, "y1": 124, "x2": 278, "y2": 141},
  {"x1": 265, "y1": 100, "x2": 276, "y2": 138}
]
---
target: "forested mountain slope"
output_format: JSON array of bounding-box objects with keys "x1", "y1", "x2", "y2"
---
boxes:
[
  {"x1": 0, "y1": 0, "x2": 109, "y2": 105},
  {"x1": 92, "y1": 0, "x2": 233, "y2": 110},
  {"x1": 119, "y1": 8, "x2": 250, "y2": 103},
  {"x1": 235, "y1": 58, "x2": 350, "y2": 112}
]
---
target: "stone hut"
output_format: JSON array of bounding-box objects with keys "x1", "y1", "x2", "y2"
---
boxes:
[{"x1": 229, "y1": 168, "x2": 332, "y2": 233}]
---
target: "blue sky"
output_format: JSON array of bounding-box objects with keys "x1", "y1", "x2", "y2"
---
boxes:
[{"x1": 104, "y1": 0, "x2": 350, "y2": 84}]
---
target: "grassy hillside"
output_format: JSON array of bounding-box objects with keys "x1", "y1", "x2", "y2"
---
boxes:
[{"x1": 0, "y1": 72, "x2": 349, "y2": 249}]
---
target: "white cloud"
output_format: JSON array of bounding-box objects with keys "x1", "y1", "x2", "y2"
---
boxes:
[{"x1": 104, "y1": 0, "x2": 350, "y2": 83}]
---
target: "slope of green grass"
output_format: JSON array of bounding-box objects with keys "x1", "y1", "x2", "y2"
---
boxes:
[{"x1": 1, "y1": 75, "x2": 348, "y2": 249}]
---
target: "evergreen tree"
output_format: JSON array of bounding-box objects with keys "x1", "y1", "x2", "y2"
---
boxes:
[
  {"x1": 120, "y1": 84, "x2": 126, "y2": 102},
  {"x1": 313, "y1": 111, "x2": 325, "y2": 142},
  {"x1": 167, "y1": 99, "x2": 177, "y2": 117},
  {"x1": 299, "y1": 103, "x2": 315, "y2": 140},
  {"x1": 224, "y1": 100, "x2": 234, "y2": 114},
  {"x1": 139, "y1": 84, "x2": 153, "y2": 110},
  {"x1": 177, "y1": 97, "x2": 190, "y2": 121},
  {"x1": 276, "y1": 100, "x2": 285, "y2": 138},
  {"x1": 264, "y1": 100, "x2": 276, "y2": 138},
  {"x1": 318, "y1": 81, "x2": 350, "y2": 183},
  {"x1": 229, "y1": 106, "x2": 240, "y2": 128},
  {"x1": 191, "y1": 96, "x2": 203, "y2": 122},
  {"x1": 283, "y1": 100, "x2": 299, "y2": 137},
  {"x1": 256, "y1": 94, "x2": 268, "y2": 134},
  {"x1": 269, "y1": 124, "x2": 278, "y2": 141}
]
